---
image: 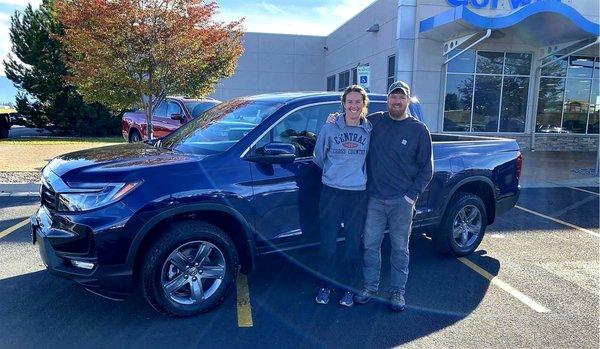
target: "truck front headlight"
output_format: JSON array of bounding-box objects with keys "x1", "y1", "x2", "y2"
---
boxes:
[{"x1": 57, "y1": 181, "x2": 142, "y2": 212}]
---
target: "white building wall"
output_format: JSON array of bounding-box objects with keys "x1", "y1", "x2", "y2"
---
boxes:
[
  {"x1": 210, "y1": 32, "x2": 326, "y2": 100},
  {"x1": 324, "y1": 0, "x2": 398, "y2": 94}
]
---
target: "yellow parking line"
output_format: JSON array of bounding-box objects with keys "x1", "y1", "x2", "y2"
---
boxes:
[
  {"x1": 0, "y1": 218, "x2": 29, "y2": 239},
  {"x1": 458, "y1": 257, "x2": 551, "y2": 313},
  {"x1": 236, "y1": 273, "x2": 253, "y2": 328},
  {"x1": 515, "y1": 205, "x2": 600, "y2": 238}
]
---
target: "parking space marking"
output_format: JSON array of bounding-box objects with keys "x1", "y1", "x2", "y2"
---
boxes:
[
  {"x1": 0, "y1": 218, "x2": 29, "y2": 239},
  {"x1": 236, "y1": 273, "x2": 254, "y2": 328},
  {"x1": 515, "y1": 205, "x2": 600, "y2": 238},
  {"x1": 565, "y1": 186, "x2": 600, "y2": 196},
  {"x1": 458, "y1": 257, "x2": 551, "y2": 313}
]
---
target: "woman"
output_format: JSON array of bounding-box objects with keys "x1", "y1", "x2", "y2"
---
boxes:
[{"x1": 313, "y1": 85, "x2": 372, "y2": 307}]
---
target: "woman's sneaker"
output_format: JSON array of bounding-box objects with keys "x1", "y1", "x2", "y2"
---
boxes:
[
  {"x1": 339, "y1": 291, "x2": 354, "y2": 307},
  {"x1": 315, "y1": 288, "x2": 331, "y2": 304}
]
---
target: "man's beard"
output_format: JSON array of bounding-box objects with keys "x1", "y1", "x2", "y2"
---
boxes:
[{"x1": 389, "y1": 106, "x2": 406, "y2": 119}]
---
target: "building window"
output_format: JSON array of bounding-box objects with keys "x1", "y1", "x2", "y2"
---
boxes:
[
  {"x1": 338, "y1": 70, "x2": 350, "y2": 91},
  {"x1": 326, "y1": 75, "x2": 336, "y2": 91},
  {"x1": 387, "y1": 55, "x2": 396, "y2": 89},
  {"x1": 351, "y1": 68, "x2": 358, "y2": 85},
  {"x1": 443, "y1": 50, "x2": 532, "y2": 133},
  {"x1": 536, "y1": 55, "x2": 599, "y2": 134}
]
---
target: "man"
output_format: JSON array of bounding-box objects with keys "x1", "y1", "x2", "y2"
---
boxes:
[{"x1": 351, "y1": 81, "x2": 433, "y2": 311}]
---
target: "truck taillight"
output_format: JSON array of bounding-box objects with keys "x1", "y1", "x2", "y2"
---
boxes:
[{"x1": 515, "y1": 152, "x2": 523, "y2": 180}]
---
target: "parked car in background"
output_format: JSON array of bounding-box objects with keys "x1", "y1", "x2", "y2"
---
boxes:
[
  {"x1": 122, "y1": 97, "x2": 221, "y2": 142},
  {"x1": 0, "y1": 106, "x2": 17, "y2": 139},
  {"x1": 33, "y1": 92, "x2": 521, "y2": 316}
]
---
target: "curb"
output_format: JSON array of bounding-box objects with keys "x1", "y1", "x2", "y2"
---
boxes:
[{"x1": 0, "y1": 182, "x2": 40, "y2": 196}]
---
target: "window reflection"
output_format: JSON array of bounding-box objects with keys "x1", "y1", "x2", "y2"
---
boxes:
[
  {"x1": 477, "y1": 51, "x2": 504, "y2": 74},
  {"x1": 500, "y1": 77, "x2": 528, "y2": 132},
  {"x1": 536, "y1": 78, "x2": 565, "y2": 133},
  {"x1": 444, "y1": 74, "x2": 473, "y2": 131},
  {"x1": 472, "y1": 76, "x2": 502, "y2": 132},
  {"x1": 562, "y1": 79, "x2": 592, "y2": 133}
]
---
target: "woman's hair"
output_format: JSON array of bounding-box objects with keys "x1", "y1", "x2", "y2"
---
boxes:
[{"x1": 341, "y1": 85, "x2": 369, "y2": 117}]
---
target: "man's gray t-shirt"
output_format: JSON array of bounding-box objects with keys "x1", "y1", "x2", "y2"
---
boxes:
[{"x1": 366, "y1": 111, "x2": 433, "y2": 201}]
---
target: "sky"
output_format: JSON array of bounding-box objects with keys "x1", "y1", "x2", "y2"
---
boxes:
[{"x1": 0, "y1": 0, "x2": 377, "y2": 105}]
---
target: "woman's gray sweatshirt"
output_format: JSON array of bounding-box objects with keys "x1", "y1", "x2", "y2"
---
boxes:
[{"x1": 313, "y1": 114, "x2": 372, "y2": 191}]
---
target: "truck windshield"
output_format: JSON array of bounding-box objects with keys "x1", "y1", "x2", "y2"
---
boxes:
[
  {"x1": 183, "y1": 101, "x2": 221, "y2": 118},
  {"x1": 161, "y1": 99, "x2": 283, "y2": 154}
]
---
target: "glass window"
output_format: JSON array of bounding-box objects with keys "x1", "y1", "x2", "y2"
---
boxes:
[
  {"x1": 472, "y1": 76, "x2": 502, "y2": 132},
  {"x1": 443, "y1": 74, "x2": 473, "y2": 131},
  {"x1": 536, "y1": 78, "x2": 565, "y2": 132},
  {"x1": 338, "y1": 71, "x2": 350, "y2": 91},
  {"x1": 541, "y1": 56, "x2": 568, "y2": 77},
  {"x1": 256, "y1": 103, "x2": 340, "y2": 157},
  {"x1": 153, "y1": 101, "x2": 168, "y2": 118},
  {"x1": 504, "y1": 53, "x2": 532, "y2": 76},
  {"x1": 448, "y1": 50, "x2": 475, "y2": 74},
  {"x1": 351, "y1": 68, "x2": 358, "y2": 85},
  {"x1": 477, "y1": 51, "x2": 504, "y2": 75},
  {"x1": 184, "y1": 101, "x2": 220, "y2": 118},
  {"x1": 160, "y1": 99, "x2": 282, "y2": 154},
  {"x1": 167, "y1": 102, "x2": 183, "y2": 118},
  {"x1": 562, "y1": 78, "x2": 592, "y2": 133},
  {"x1": 326, "y1": 76, "x2": 336, "y2": 91},
  {"x1": 594, "y1": 58, "x2": 600, "y2": 79},
  {"x1": 500, "y1": 77, "x2": 529, "y2": 132},
  {"x1": 567, "y1": 56, "x2": 594, "y2": 78},
  {"x1": 588, "y1": 80, "x2": 599, "y2": 134}
]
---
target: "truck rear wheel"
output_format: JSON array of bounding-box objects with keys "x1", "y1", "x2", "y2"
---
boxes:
[
  {"x1": 140, "y1": 221, "x2": 238, "y2": 317},
  {"x1": 434, "y1": 192, "x2": 487, "y2": 257},
  {"x1": 129, "y1": 130, "x2": 141, "y2": 143}
]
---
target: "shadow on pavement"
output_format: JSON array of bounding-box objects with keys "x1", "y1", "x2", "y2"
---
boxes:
[{"x1": 0, "y1": 234, "x2": 498, "y2": 348}]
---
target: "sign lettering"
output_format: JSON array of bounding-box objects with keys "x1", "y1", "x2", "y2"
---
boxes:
[{"x1": 447, "y1": 0, "x2": 562, "y2": 10}]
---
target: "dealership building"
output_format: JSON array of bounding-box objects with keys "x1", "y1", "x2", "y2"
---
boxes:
[{"x1": 211, "y1": 0, "x2": 599, "y2": 151}]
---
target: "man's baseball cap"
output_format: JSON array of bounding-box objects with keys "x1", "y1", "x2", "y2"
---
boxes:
[{"x1": 388, "y1": 81, "x2": 410, "y2": 96}]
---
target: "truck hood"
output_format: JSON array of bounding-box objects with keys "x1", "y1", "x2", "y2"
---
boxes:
[{"x1": 47, "y1": 143, "x2": 202, "y2": 178}]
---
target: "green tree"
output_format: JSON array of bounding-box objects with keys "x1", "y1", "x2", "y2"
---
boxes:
[
  {"x1": 3, "y1": 0, "x2": 118, "y2": 136},
  {"x1": 55, "y1": 0, "x2": 244, "y2": 140}
]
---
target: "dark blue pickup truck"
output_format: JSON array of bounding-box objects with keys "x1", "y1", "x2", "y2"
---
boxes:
[{"x1": 31, "y1": 92, "x2": 521, "y2": 316}]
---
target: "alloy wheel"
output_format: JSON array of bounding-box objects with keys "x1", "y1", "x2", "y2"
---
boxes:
[{"x1": 160, "y1": 241, "x2": 226, "y2": 305}]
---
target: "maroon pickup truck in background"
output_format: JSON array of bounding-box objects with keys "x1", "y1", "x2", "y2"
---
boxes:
[{"x1": 122, "y1": 97, "x2": 220, "y2": 142}]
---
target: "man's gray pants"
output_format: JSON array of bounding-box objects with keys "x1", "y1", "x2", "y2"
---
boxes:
[{"x1": 362, "y1": 196, "x2": 414, "y2": 294}]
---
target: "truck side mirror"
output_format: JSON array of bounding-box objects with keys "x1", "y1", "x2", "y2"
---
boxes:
[
  {"x1": 245, "y1": 143, "x2": 296, "y2": 164},
  {"x1": 170, "y1": 113, "x2": 185, "y2": 123}
]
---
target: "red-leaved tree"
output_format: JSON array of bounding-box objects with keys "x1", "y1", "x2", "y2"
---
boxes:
[{"x1": 55, "y1": 0, "x2": 244, "y2": 139}]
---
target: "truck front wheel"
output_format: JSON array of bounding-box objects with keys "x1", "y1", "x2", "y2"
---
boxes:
[
  {"x1": 434, "y1": 192, "x2": 487, "y2": 257},
  {"x1": 140, "y1": 221, "x2": 239, "y2": 317}
]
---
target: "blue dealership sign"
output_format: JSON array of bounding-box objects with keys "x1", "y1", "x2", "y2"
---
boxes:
[{"x1": 447, "y1": 0, "x2": 563, "y2": 10}]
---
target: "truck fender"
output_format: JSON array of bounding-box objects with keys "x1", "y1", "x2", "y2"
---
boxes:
[
  {"x1": 440, "y1": 176, "x2": 496, "y2": 223},
  {"x1": 127, "y1": 203, "x2": 257, "y2": 271}
]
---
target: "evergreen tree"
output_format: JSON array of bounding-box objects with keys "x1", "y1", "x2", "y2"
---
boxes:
[{"x1": 3, "y1": 0, "x2": 118, "y2": 136}]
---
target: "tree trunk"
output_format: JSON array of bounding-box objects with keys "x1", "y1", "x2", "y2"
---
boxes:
[{"x1": 145, "y1": 105, "x2": 153, "y2": 140}]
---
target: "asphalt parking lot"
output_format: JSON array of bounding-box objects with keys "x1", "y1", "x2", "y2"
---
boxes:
[{"x1": 0, "y1": 186, "x2": 598, "y2": 348}]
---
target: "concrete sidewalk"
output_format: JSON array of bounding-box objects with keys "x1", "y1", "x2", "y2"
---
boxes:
[
  {"x1": 520, "y1": 151, "x2": 599, "y2": 188},
  {"x1": 0, "y1": 151, "x2": 598, "y2": 195}
]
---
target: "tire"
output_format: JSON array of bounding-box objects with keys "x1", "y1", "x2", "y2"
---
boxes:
[
  {"x1": 129, "y1": 130, "x2": 141, "y2": 143},
  {"x1": 140, "y1": 221, "x2": 239, "y2": 317},
  {"x1": 433, "y1": 192, "x2": 487, "y2": 257},
  {"x1": 0, "y1": 125, "x2": 8, "y2": 139}
]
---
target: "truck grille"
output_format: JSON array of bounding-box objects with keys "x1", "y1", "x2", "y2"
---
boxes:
[{"x1": 41, "y1": 184, "x2": 57, "y2": 211}]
